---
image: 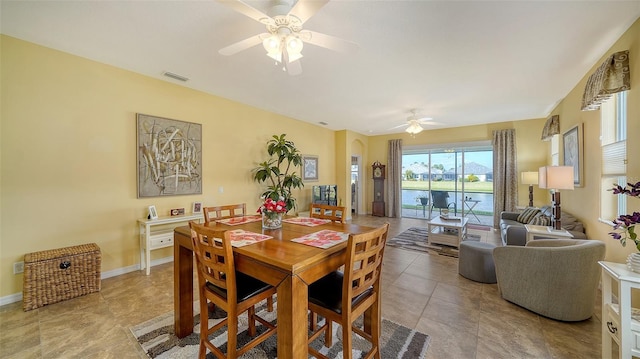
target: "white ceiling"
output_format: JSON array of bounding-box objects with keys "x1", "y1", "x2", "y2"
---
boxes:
[{"x1": 2, "y1": 1, "x2": 639, "y2": 135}]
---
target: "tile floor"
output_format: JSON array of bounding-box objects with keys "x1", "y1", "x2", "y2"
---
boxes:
[{"x1": 0, "y1": 215, "x2": 604, "y2": 358}]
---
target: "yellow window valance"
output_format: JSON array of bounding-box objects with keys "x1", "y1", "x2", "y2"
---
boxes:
[{"x1": 581, "y1": 50, "x2": 630, "y2": 111}]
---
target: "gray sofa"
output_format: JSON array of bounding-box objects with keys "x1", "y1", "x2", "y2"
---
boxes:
[
  {"x1": 500, "y1": 205, "x2": 586, "y2": 246},
  {"x1": 493, "y1": 239, "x2": 606, "y2": 321}
]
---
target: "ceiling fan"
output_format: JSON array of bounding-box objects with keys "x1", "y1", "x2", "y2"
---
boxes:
[
  {"x1": 390, "y1": 109, "x2": 436, "y2": 134},
  {"x1": 217, "y1": 0, "x2": 358, "y2": 75}
]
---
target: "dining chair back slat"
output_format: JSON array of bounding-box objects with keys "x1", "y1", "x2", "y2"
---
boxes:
[
  {"x1": 309, "y1": 203, "x2": 345, "y2": 223},
  {"x1": 203, "y1": 203, "x2": 246, "y2": 224}
]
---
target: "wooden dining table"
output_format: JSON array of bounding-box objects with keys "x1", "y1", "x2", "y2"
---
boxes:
[{"x1": 173, "y1": 217, "x2": 374, "y2": 359}]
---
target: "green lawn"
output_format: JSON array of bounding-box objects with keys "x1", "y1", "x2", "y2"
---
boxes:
[{"x1": 402, "y1": 180, "x2": 493, "y2": 193}]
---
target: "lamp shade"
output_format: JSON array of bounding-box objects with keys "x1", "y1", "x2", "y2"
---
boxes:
[
  {"x1": 521, "y1": 171, "x2": 539, "y2": 185},
  {"x1": 538, "y1": 166, "x2": 574, "y2": 190}
]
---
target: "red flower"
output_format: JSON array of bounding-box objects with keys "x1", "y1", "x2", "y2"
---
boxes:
[{"x1": 257, "y1": 197, "x2": 287, "y2": 214}]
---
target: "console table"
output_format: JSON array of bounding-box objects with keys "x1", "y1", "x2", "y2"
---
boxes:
[
  {"x1": 599, "y1": 261, "x2": 640, "y2": 358},
  {"x1": 138, "y1": 213, "x2": 202, "y2": 275}
]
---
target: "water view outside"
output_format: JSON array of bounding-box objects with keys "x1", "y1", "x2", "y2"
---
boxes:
[{"x1": 401, "y1": 147, "x2": 494, "y2": 220}]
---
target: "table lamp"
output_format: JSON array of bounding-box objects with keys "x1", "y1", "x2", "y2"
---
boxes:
[
  {"x1": 538, "y1": 166, "x2": 574, "y2": 230},
  {"x1": 521, "y1": 171, "x2": 538, "y2": 207}
]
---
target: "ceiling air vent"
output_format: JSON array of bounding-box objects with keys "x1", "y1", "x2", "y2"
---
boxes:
[
  {"x1": 318, "y1": 121, "x2": 328, "y2": 126},
  {"x1": 163, "y1": 71, "x2": 189, "y2": 82}
]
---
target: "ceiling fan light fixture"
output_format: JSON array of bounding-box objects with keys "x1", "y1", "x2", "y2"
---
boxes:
[
  {"x1": 286, "y1": 35, "x2": 303, "y2": 53},
  {"x1": 406, "y1": 121, "x2": 424, "y2": 135},
  {"x1": 263, "y1": 35, "x2": 282, "y2": 61}
]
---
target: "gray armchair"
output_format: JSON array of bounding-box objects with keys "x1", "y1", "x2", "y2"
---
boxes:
[{"x1": 493, "y1": 239, "x2": 605, "y2": 321}]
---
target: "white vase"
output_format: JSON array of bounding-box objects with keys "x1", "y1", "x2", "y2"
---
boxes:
[{"x1": 627, "y1": 253, "x2": 640, "y2": 273}]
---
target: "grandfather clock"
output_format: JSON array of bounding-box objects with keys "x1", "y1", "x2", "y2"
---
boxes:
[{"x1": 372, "y1": 161, "x2": 385, "y2": 217}]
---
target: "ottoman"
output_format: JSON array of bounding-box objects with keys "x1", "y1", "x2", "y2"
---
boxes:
[{"x1": 458, "y1": 241, "x2": 497, "y2": 283}]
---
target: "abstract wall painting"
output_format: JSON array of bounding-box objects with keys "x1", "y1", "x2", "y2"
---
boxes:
[{"x1": 137, "y1": 114, "x2": 202, "y2": 198}]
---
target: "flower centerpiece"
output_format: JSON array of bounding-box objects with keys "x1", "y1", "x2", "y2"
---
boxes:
[
  {"x1": 609, "y1": 181, "x2": 640, "y2": 250},
  {"x1": 258, "y1": 197, "x2": 287, "y2": 229}
]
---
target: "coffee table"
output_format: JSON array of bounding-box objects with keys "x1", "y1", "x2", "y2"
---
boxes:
[{"x1": 427, "y1": 216, "x2": 469, "y2": 248}]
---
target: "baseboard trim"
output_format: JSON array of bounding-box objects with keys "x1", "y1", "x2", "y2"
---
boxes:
[{"x1": 0, "y1": 256, "x2": 174, "y2": 306}]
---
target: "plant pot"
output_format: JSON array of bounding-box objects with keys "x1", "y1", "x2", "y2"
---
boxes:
[{"x1": 262, "y1": 212, "x2": 283, "y2": 229}]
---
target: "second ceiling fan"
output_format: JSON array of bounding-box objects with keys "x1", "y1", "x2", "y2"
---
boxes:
[{"x1": 217, "y1": 0, "x2": 358, "y2": 75}]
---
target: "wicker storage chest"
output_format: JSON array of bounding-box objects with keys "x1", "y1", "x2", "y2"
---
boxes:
[{"x1": 23, "y1": 243, "x2": 101, "y2": 311}]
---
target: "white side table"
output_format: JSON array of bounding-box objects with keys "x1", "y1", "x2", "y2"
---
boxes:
[
  {"x1": 524, "y1": 224, "x2": 573, "y2": 243},
  {"x1": 599, "y1": 261, "x2": 640, "y2": 358},
  {"x1": 138, "y1": 213, "x2": 203, "y2": 275}
]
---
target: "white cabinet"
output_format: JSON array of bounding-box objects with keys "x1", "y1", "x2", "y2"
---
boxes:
[
  {"x1": 138, "y1": 214, "x2": 203, "y2": 275},
  {"x1": 599, "y1": 261, "x2": 640, "y2": 358}
]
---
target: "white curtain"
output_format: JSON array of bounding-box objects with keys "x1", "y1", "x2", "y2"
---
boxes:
[
  {"x1": 386, "y1": 139, "x2": 402, "y2": 217},
  {"x1": 492, "y1": 129, "x2": 518, "y2": 228}
]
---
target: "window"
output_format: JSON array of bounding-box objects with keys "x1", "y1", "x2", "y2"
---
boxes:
[{"x1": 600, "y1": 91, "x2": 627, "y2": 223}]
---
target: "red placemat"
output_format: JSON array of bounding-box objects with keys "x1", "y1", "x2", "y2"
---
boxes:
[
  {"x1": 291, "y1": 230, "x2": 349, "y2": 249},
  {"x1": 227, "y1": 229, "x2": 272, "y2": 247},
  {"x1": 217, "y1": 215, "x2": 262, "y2": 226},
  {"x1": 282, "y1": 217, "x2": 332, "y2": 227}
]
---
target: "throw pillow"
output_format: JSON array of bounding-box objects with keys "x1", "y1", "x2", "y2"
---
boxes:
[
  {"x1": 517, "y1": 207, "x2": 540, "y2": 224},
  {"x1": 529, "y1": 213, "x2": 551, "y2": 226}
]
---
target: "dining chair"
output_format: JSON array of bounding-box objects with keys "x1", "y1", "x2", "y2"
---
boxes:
[
  {"x1": 203, "y1": 203, "x2": 246, "y2": 224},
  {"x1": 202, "y1": 203, "x2": 274, "y2": 312},
  {"x1": 309, "y1": 203, "x2": 345, "y2": 223},
  {"x1": 307, "y1": 222, "x2": 390, "y2": 359},
  {"x1": 189, "y1": 221, "x2": 277, "y2": 359}
]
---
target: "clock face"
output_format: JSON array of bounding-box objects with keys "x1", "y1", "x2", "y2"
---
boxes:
[{"x1": 374, "y1": 167, "x2": 382, "y2": 178}]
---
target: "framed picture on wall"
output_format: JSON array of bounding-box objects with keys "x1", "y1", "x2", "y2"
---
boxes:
[
  {"x1": 136, "y1": 113, "x2": 202, "y2": 197},
  {"x1": 302, "y1": 155, "x2": 319, "y2": 181},
  {"x1": 563, "y1": 123, "x2": 583, "y2": 187}
]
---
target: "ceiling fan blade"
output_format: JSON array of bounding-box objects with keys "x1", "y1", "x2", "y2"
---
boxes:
[
  {"x1": 216, "y1": 0, "x2": 272, "y2": 24},
  {"x1": 288, "y1": 0, "x2": 329, "y2": 24},
  {"x1": 388, "y1": 123, "x2": 409, "y2": 130},
  {"x1": 300, "y1": 30, "x2": 359, "y2": 53},
  {"x1": 219, "y1": 33, "x2": 268, "y2": 56}
]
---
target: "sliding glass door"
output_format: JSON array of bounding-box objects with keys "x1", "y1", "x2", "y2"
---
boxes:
[{"x1": 401, "y1": 143, "x2": 494, "y2": 226}]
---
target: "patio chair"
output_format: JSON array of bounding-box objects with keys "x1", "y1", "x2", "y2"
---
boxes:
[{"x1": 430, "y1": 190, "x2": 456, "y2": 218}]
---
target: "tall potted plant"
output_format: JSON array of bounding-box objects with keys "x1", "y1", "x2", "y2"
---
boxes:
[{"x1": 253, "y1": 134, "x2": 304, "y2": 212}]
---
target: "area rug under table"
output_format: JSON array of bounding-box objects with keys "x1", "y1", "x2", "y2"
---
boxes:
[
  {"x1": 130, "y1": 302, "x2": 430, "y2": 359},
  {"x1": 388, "y1": 227, "x2": 481, "y2": 257}
]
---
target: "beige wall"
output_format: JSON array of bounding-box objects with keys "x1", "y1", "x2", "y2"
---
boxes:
[
  {"x1": 546, "y1": 18, "x2": 640, "y2": 264},
  {"x1": 0, "y1": 36, "x2": 337, "y2": 297}
]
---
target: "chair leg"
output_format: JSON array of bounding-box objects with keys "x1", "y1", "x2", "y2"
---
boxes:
[
  {"x1": 227, "y1": 313, "x2": 238, "y2": 359},
  {"x1": 199, "y1": 299, "x2": 209, "y2": 359},
  {"x1": 310, "y1": 311, "x2": 318, "y2": 331},
  {"x1": 248, "y1": 306, "x2": 256, "y2": 336},
  {"x1": 324, "y1": 320, "x2": 333, "y2": 347},
  {"x1": 267, "y1": 296, "x2": 274, "y2": 312},
  {"x1": 342, "y1": 322, "x2": 352, "y2": 359}
]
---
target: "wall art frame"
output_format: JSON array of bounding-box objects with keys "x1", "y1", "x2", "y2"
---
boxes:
[
  {"x1": 137, "y1": 113, "x2": 202, "y2": 198},
  {"x1": 302, "y1": 155, "x2": 319, "y2": 182},
  {"x1": 563, "y1": 123, "x2": 583, "y2": 187}
]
